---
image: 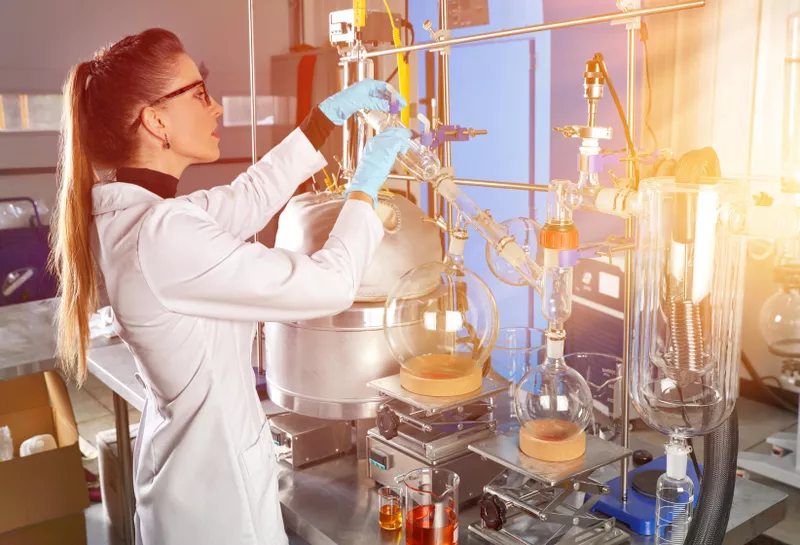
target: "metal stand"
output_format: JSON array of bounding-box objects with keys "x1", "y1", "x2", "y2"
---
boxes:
[
  {"x1": 468, "y1": 433, "x2": 631, "y2": 545},
  {"x1": 366, "y1": 374, "x2": 508, "y2": 502},
  {"x1": 113, "y1": 392, "x2": 135, "y2": 545}
]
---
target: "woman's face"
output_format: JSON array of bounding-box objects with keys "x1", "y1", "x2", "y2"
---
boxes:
[{"x1": 153, "y1": 53, "x2": 223, "y2": 164}]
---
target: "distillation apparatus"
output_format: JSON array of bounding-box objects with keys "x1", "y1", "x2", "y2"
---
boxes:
[{"x1": 303, "y1": 0, "x2": 777, "y2": 544}]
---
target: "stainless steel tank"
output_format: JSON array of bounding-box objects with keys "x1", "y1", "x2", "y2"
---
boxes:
[{"x1": 265, "y1": 191, "x2": 442, "y2": 419}]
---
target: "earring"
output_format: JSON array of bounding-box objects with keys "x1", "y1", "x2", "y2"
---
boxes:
[{"x1": 164, "y1": 134, "x2": 171, "y2": 150}]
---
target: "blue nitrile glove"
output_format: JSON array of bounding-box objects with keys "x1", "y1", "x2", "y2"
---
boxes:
[
  {"x1": 319, "y1": 79, "x2": 408, "y2": 126},
  {"x1": 344, "y1": 127, "x2": 412, "y2": 208}
]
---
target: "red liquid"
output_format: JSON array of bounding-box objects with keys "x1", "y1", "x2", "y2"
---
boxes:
[{"x1": 405, "y1": 505, "x2": 458, "y2": 545}]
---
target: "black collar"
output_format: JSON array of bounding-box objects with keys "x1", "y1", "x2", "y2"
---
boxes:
[{"x1": 116, "y1": 167, "x2": 179, "y2": 199}]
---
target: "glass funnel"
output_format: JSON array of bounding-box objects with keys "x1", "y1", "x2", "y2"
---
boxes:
[
  {"x1": 630, "y1": 177, "x2": 747, "y2": 439},
  {"x1": 398, "y1": 468, "x2": 459, "y2": 545},
  {"x1": 384, "y1": 230, "x2": 499, "y2": 396},
  {"x1": 514, "y1": 343, "x2": 594, "y2": 461}
]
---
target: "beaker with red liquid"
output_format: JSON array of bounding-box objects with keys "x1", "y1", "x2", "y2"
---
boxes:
[{"x1": 398, "y1": 468, "x2": 460, "y2": 545}]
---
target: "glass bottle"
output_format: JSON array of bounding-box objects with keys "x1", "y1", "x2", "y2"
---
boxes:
[{"x1": 655, "y1": 439, "x2": 695, "y2": 545}]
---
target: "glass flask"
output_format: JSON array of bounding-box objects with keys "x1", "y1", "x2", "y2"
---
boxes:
[
  {"x1": 760, "y1": 264, "x2": 800, "y2": 359},
  {"x1": 514, "y1": 345, "x2": 594, "y2": 460},
  {"x1": 655, "y1": 440, "x2": 695, "y2": 545},
  {"x1": 485, "y1": 217, "x2": 541, "y2": 287},
  {"x1": 398, "y1": 468, "x2": 460, "y2": 545},
  {"x1": 630, "y1": 177, "x2": 747, "y2": 438},
  {"x1": 384, "y1": 231, "x2": 499, "y2": 396}
]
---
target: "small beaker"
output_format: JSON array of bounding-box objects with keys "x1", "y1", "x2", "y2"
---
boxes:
[
  {"x1": 397, "y1": 468, "x2": 460, "y2": 545},
  {"x1": 378, "y1": 486, "x2": 403, "y2": 531},
  {"x1": 491, "y1": 327, "x2": 546, "y2": 384}
]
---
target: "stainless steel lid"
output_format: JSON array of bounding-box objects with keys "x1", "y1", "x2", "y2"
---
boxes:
[{"x1": 275, "y1": 191, "x2": 442, "y2": 302}]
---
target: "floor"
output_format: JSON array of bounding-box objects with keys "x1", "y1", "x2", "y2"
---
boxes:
[{"x1": 68, "y1": 375, "x2": 800, "y2": 545}]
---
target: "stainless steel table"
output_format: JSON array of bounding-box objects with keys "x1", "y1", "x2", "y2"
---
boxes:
[
  {"x1": 0, "y1": 298, "x2": 58, "y2": 380},
  {"x1": 85, "y1": 344, "x2": 789, "y2": 545}
]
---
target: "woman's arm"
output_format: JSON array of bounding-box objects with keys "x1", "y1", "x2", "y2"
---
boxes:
[
  {"x1": 137, "y1": 198, "x2": 383, "y2": 322},
  {"x1": 177, "y1": 113, "x2": 329, "y2": 241}
]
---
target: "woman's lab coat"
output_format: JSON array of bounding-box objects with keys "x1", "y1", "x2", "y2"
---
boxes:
[{"x1": 90, "y1": 128, "x2": 384, "y2": 545}]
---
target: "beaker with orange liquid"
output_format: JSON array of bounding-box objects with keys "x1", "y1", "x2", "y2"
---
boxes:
[
  {"x1": 398, "y1": 468, "x2": 460, "y2": 545},
  {"x1": 378, "y1": 486, "x2": 403, "y2": 531}
]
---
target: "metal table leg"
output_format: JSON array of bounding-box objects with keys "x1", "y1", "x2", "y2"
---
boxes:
[{"x1": 113, "y1": 391, "x2": 135, "y2": 545}]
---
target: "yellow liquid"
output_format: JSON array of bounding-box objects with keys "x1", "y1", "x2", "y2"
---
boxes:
[
  {"x1": 404, "y1": 354, "x2": 477, "y2": 380},
  {"x1": 379, "y1": 504, "x2": 403, "y2": 531}
]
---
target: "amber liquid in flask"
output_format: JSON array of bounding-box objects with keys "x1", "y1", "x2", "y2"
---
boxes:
[{"x1": 406, "y1": 505, "x2": 458, "y2": 545}]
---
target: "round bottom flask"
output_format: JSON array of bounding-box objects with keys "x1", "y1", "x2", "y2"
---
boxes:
[
  {"x1": 385, "y1": 230, "x2": 498, "y2": 397},
  {"x1": 515, "y1": 346, "x2": 593, "y2": 461}
]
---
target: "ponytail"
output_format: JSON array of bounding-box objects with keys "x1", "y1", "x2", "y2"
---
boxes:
[{"x1": 50, "y1": 61, "x2": 98, "y2": 385}]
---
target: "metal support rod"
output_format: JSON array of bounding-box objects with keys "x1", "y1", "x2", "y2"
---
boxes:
[
  {"x1": 247, "y1": 0, "x2": 265, "y2": 377},
  {"x1": 114, "y1": 392, "x2": 135, "y2": 545},
  {"x1": 620, "y1": 24, "x2": 637, "y2": 504},
  {"x1": 364, "y1": 1, "x2": 705, "y2": 59},
  {"x1": 438, "y1": 0, "x2": 456, "y2": 232},
  {"x1": 387, "y1": 174, "x2": 550, "y2": 192}
]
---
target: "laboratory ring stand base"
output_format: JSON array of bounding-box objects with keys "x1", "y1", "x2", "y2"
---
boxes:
[{"x1": 468, "y1": 432, "x2": 632, "y2": 545}]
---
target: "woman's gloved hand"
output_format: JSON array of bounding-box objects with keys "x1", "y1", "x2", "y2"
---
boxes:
[
  {"x1": 344, "y1": 127, "x2": 412, "y2": 208},
  {"x1": 319, "y1": 79, "x2": 407, "y2": 126}
]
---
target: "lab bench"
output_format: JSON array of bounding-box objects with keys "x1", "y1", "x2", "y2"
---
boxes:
[{"x1": 0, "y1": 299, "x2": 791, "y2": 545}]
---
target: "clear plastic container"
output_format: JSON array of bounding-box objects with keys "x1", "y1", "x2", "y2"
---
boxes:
[
  {"x1": 655, "y1": 440, "x2": 695, "y2": 545},
  {"x1": 630, "y1": 177, "x2": 747, "y2": 438}
]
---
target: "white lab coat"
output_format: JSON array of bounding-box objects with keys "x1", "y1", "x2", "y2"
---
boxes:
[{"x1": 90, "y1": 128, "x2": 384, "y2": 545}]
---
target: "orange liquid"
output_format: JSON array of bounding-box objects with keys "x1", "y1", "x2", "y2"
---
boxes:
[
  {"x1": 405, "y1": 505, "x2": 458, "y2": 545},
  {"x1": 405, "y1": 354, "x2": 476, "y2": 380},
  {"x1": 379, "y1": 504, "x2": 403, "y2": 531},
  {"x1": 524, "y1": 419, "x2": 580, "y2": 441}
]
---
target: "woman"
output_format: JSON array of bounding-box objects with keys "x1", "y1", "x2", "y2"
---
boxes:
[{"x1": 51, "y1": 28, "x2": 410, "y2": 545}]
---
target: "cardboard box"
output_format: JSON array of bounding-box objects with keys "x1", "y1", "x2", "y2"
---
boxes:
[
  {"x1": 96, "y1": 424, "x2": 138, "y2": 541},
  {"x1": 0, "y1": 371, "x2": 89, "y2": 544}
]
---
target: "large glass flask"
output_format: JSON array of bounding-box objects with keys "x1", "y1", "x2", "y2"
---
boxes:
[
  {"x1": 384, "y1": 231, "x2": 499, "y2": 396},
  {"x1": 630, "y1": 177, "x2": 747, "y2": 438},
  {"x1": 399, "y1": 468, "x2": 460, "y2": 545},
  {"x1": 514, "y1": 345, "x2": 594, "y2": 461}
]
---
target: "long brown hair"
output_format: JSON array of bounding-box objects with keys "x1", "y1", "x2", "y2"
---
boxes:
[{"x1": 50, "y1": 29, "x2": 185, "y2": 384}]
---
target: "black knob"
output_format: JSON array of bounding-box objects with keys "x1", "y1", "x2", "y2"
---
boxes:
[
  {"x1": 479, "y1": 493, "x2": 507, "y2": 531},
  {"x1": 632, "y1": 449, "x2": 654, "y2": 467},
  {"x1": 377, "y1": 405, "x2": 400, "y2": 440}
]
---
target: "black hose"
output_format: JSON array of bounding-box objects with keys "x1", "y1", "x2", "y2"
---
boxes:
[{"x1": 685, "y1": 406, "x2": 739, "y2": 545}]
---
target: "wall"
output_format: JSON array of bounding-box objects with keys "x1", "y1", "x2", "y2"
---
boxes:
[
  {"x1": 0, "y1": 0, "x2": 292, "y2": 212},
  {"x1": 647, "y1": 0, "x2": 800, "y2": 380}
]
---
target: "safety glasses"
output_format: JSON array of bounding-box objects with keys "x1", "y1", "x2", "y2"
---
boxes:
[{"x1": 131, "y1": 79, "x2": 212, "y2": 130}]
